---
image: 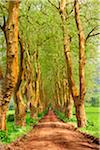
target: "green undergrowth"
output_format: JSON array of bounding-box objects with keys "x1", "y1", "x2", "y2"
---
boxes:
[
  {"x1": 80, "y1": 107, "x2": 100, "y2": 138},
  {"x1": 55, "y1": 106, "x2": 100, "y2": 138},
  {"x1": 54, "y1": 109, "x2": 77, "y2": 123},
  {"x1": 0, "y1": 108, "x2": 48, "y2": 144}
]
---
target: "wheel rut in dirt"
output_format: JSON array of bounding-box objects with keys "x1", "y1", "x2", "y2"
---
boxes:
[{"x1": 2, "y1": 110, "x2": 100, "y2": 150}]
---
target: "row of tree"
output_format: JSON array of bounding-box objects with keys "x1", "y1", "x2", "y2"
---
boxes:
[{"x1": 0, "y1": 0, "x2": 99, "y2": 130}]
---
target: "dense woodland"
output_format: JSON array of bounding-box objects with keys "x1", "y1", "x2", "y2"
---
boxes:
[{"x1": 0, "y1": 0, "x2": 99, "y2": 132}]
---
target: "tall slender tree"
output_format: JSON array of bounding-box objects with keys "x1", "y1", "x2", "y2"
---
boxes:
[
  {"x1": 0, "y1": 0, "x2": 19, "y2": 130},
  {"x1": 74, "y1": 0, "x2": 86, "y2": 127},
  {"x1": 59, "y1": 0, "x2": 86, "y2": 127}
]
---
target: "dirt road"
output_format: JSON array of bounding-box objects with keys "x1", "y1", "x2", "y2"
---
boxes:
[{"x1": 1, "y1": 110, "x2": 100, "y2": 150}]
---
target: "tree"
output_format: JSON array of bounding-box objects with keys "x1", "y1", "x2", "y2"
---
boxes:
[
  {"x1": 48, "y1": 0, "x2": 86, "y2": 127},
  {"x1": 74, "y1": 0, "x2": 86, "y2": 127},
  {"x1": 0, "y1": 0, "x2": 98, "y2": 129},
  {"x1": 14, "y1": 35, "x2": 26, "y2": 126},
  {"x1": 0, "y1": 0, "x2": 19, "y2": 130}
]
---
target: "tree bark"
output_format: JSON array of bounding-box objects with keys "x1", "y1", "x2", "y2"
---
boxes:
[
  {"x1": 39, "y1": 78, "x2": 44, "y2": 113},
  {"x1": 55, "y1": 82, "x2": 61, "y2": 110},
  {"x1": 59, "y1": 0, "x2": 79, "y2": 100},
  {"x1": 33, "y1": 50, "x2": 41, "y2": 117},
  {"x1": 15, "y1": 91, "x2": 26, "y2": 126},
  {"x1": 75, "y1": 101, "x2": 86, "y2": 127},
  {"x1": 28, "y1": 82, "x2": 35, "y2": 119},
  {"x1": 66, "y1": 93, "x2": 73, "y2": 119},
  {"x1": 0, "y1": 66, "x2": 3, "y2": 80},
  {"x1": 0, "y1": 0, "x2": 19, "y2": 130},
  {"x1": 74, "y1": 0, "x2": 86, "y2": 127},
  {"x1": 14, "y1": 36, "x2": 26, "y2": 127},
  {"x1": 35, "y1": 64, "x2": 41, "y2": 117},
  {"x1": 59, "y1": 0, "x2": 86, "y2": 127},
  {"x1": 62, "y1": 78, "x2": 68, "y2": 113}
]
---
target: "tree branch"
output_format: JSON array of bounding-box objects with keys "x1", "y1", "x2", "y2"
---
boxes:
[
  {"x1": 0, "y1": 16, "x2": 6, "y2": 32},
  {"x1": 85, "y1": 26, "x2": 100, "y2": 42},
  {"x1": 0, "y1": 25, "x2": 3, "y2": 30},
  {"x1": 86, "y1": 33, "x2": 100, "y2": 40},
  {"x1": 40, "y1": 10, "x2": 49, "y2": 17},
  {"x1": 48, "y1": 0, "x2": 59, "y2": 10}
]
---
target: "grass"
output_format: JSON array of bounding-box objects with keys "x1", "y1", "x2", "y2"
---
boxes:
[
  {"x1": 0, "y1": 109, "x2": 48, "y2": 144},
  {"x1": 80, "y1": 107, "x2": 100, "y2": 137},
  {"x1": 55, "y1": 106, "x2": 100, "y2": 138}
]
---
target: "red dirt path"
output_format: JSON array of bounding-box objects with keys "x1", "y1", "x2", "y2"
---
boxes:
[{"x1": 1, "y1": 110, "x2": 100, "y2": 150}]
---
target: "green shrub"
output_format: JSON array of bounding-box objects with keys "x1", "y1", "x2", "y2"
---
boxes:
[
  {"x1": 7, "y1": 114, "x2": 14, "y2": 122},
  {"x1": 38, "y1": 108, "x2": 48, "y2": 119},
  {"x1": 30, "y1": 118, "x2": 38, "y2": 125},
  {"x1": 0, "y1": 131, "x2": 10, "y2": 143},
  {"x1": 90, "y1": 97, "x2": 100, "y2": 107},
  {"x1": 38, "y1": 113, "x2": 43, "y2": 118}
]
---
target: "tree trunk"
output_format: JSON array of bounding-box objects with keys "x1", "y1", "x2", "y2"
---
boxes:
[
  {"x1": 15, "y1": 91, "x2": 26, "y2": 126},
  {"x1": 0, "y1": 0, "x2": 19, "y2": 130},
  {"x1": 59, "y1": 0, "x2": 78, "y2": 118},
  {"x1": 28, "y1": 82, "x2": 35, "y2": 119},
  {"x1": 66, "y1": 93, "x2": 73, "y2": 119},
  {"x1": 0, "y1": 66, "x2": 3, "y2": 80},
  {"x1": 0, "y1": 110, "x2": 6, "y2": 130},
  {"x1": 14, "y1": 83, "x2": 26, "y2": 127},
  {"x1": 38, "y1": 78, "x2": 44, "y2": 114},
  {"x1": 59, "y1": 0, "x2": 86, "y2": 127},
  {"x1": 55, "y1": 82, "x2": 61, "y2": 110},
  {"x1": 14, "y1": 35, "x2": 26, "y2": 126},
  {"x1": 30, "y1": 102, "x2": 36, "y2": 119},
  {"x1": 74, "y1": 0, "x2": 86, "y2": 127},
  {"x1": 75, "y1": 101, "x2": 86, "y2": 127},
  {"x1": 59, "y1": 0, "x2": 78, "y2": 100},
  {"x1": 34, "y1": 50, "x2": 41, "y2": 118},
  {"x1": 62, "y1": 78, "x2": 68, "y2": 113}
]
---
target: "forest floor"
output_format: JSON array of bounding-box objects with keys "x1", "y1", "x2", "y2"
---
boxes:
[{"x1": 0, "y1": 110, "x2": 100, "y2": 150}]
